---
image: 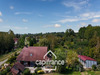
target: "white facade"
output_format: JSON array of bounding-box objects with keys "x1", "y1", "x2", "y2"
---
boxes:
[
  {"x1": 15, "y1": 41, "x2": 18, "y2": 44},
  {"x1": 79, "y1": 58, "x2": 97, "y2": 68}
]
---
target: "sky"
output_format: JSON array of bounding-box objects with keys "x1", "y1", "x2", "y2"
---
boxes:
[{"x1": 0, "y1": 0, "x2": 100, "y2": 34}]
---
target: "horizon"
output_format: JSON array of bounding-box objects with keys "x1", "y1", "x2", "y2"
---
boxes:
[{"x1": 0, "y1": 0, "x2": 100, "y2": 34}]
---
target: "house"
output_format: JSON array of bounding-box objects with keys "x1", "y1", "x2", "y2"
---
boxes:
[
  {"x1": 78, "y1": 55, "x2": 97, "y2": 68},
  {"x1": 14, "y1": 38, "x2": 18, "y2": 49},
  {"x1": 11, "y1": 62, "x2": 25, "y2": 75},
  {"x1": 16, "y1": 46, "x2": 48, "y2": 67},
  {"x1": 14, "y1": 38, "x2": 18, "y2": 45}
]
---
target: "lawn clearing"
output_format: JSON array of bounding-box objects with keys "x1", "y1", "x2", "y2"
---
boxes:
[{"x1": 42, "y1": 71, "x2": 100, "y2": 75}]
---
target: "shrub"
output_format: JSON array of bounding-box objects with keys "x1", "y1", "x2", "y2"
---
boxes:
[
  {"x1": 97, "y1": 64, "x2": 100, "y2": 71},
  {"x1": 57, "y1": 65, "x2": 67, "y2": 73},
  {"x1": 0, "y1": 71, "x2": 2, "y2": 75},
  {"x1": 33, "y1": 44, "x2": 39, "y2": 46},
  {"x1": 85, "y1": 68, "x2": 92, "y2": 72},
  {"x1": 51, "y1": 70, "x2": 56, "y2": 73},
  {"x1": 71, "y1": 61, "x2": 84, "y2": 72},
  {"x1": 37, "y1": 70, "x2": 44, "y2": 74},
  {"x1": 23, "y1": 68, "x2": 31, "y2": 75},
  {"x1": 0, "y1": 67, "x2": 10, "y2": 75},
  {"x1": 32, "y1": 73, "x2": 38, "y2": 75},
  {"x1": 35, "y1": 67, "x2": 41, "y2": 73},
  {"x1": 7, "y1": 72, "x2": 13, "y2": 75},
  {"x1": 92, "y1": 65, "x2": 97, "y2": 71},
  {"x1": 1, "y1": 66, "x2": 5, "y2": 71},
  {"x1": 7, "y1": 55, "x2": 16, "y2": 64},
  {"x1": 6, "y1": 67, "x2": 10, "y2": 72},
  {"x1": 14, "y1": 52, "x2": 18, "y2": 56}
]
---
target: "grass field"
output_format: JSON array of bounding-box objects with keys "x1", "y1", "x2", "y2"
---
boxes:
[
  {"x1": 0, "y1": 48, "x2": 22, "y2": 62},
  {"x1": 42, "y1": 71, "x2": 100, "y2": 75}
]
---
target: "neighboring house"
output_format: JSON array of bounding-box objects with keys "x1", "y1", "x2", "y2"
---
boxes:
[
  {"x1": 14, "y1": 38, "x2": 18, "y2": 49},
  {"x1": 11, "y1": 62, "x2": 25, "y2": 75},
  {"x1": 14, "y1": 38, "x2": 18, "y2": 45},
  {"x1": 78, "y1": 55, "x2": 97, "y2": 68},
  {"x1": 16, "y1": 46, "x2": 48, "y2": 67}
]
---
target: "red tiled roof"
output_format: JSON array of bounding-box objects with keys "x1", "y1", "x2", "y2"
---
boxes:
[
  {"x1": 16, "y1": 46, "x2": 48, "y2": 61},
  {"x1": 14, "y1": 38, "x2": 18, "y2": 42},
  {"x1": 78, "y1": 55, "x2": 96, "y2": 61},
  {"x1": 11, "y1": 62, "x2": 25, "y2": 75},
  {"x1": 11, "y1": 68, "x2": 19, "y2": 75}
]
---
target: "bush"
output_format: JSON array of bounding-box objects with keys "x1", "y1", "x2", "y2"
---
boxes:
[
  {"x1": 23, "y1": 68, "x2": 31, "y2": 75},
  {"x1": 1, "y1": 66, "x2": 5, "y2": 71},
  {"x1": 51, "y1": 70, "x2": 56, "y2": 73},
  {"x1": 97, "y1": 64, "x2": 100, "y2": 71},
  {"x1": 92, "y1": 65, "x2": 97, "y2": 71},
  {"x1": 7, "y1": 72, "x2": 13, "y2": 75},
  {"x1": 71, "y1": 61, "x2": 84, "y2": 72},
  {"x1": 35, "y1": 67, "x2": 41, "y2": 72},
  {"x1": 57, "y1": 65, "x2": 67, "y2": 73},
  {"x1": 0, "y1": 67, "x2": 10, "y2": 75},
  {"x1": 32, "y1": 73, "x2": 38, "y2": 75},
  {"x1": 33, "y1": 44, "x2": 39, "y2": 46},
  {"x1": 37, "y1": 70, "x2": 44, "y2": 74},
  {"x1": 14, "y1": 52, "x2": 18, "y2": 56},
  {"x1": 7, "y1": 55, "x2": 16, "y2": 64}
]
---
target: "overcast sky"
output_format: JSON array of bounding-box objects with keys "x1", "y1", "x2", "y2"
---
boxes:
[{"x1": 0, "y1": 0, "x2": 100, "y2": 34}]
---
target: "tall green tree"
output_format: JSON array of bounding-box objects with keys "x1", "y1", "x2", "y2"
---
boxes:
[
  {"x1": 66, "y1": 50, "x2": 78, "y2": 67},
  {"x1": 18, "y1": 35, "x2": 25, "y2": 48},
  {"x1": 54, "y1": 49, "x2": 66, "y2": 73},
  {"x1": 65, "y1": 29, "x2": 75, "y2": 42},
  {"x1": 0, "y1": 30, "x2": 15, "y2": 55},
  {"x1": 79, "y1": 27, "x2": 86, "y2": 39}
]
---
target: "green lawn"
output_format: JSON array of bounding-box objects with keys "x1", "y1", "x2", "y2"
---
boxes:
[
  {"x1": 42, "y1": 71, "x2": 100, "y2": 75},
  {"x1": 0, "y1": 48, "x2": 22, "y2": 62}
]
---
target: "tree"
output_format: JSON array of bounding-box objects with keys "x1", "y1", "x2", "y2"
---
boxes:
[
  {"x1": 47, "y1": 34, "x2": 58, "y2": 49},
  {"x1": 0, "y1": 30, "x2": 15, "y2": 55},
  {"x1": 33, "y1": 38, "x2": 36, "y2": 44},
  {"x1": 93, "y1": 37, "x2": 100, "y2": 63},
  {"x1": 8, "y1": 29, "x2": 15, "y2": 38},
  {"x1": 66, "y1": 50, "x2": 78, "y2": 67},
  {"x1": 29, "y1": 38, "x2": 36, "y2": 46},
  {"x1": 18, "y1": 35, "x2": 25, "y2": 48},
  {"x1": 64, "y1": 29, "x2": 75, "y2": 42},
  {"x1": 84, "y1": 26, "x2": 100, "y2": 40},
  {"x1": 54, "y1": 49, "x2": 66, "y2": 73},
  {"x1": 79, "y1": 27, "x2": 86, "y2": 39},
  {"x1": 39, "y1": 38, "x2": 49, "y2": 46},
  {"x1": 65, "y1": 29, "x2": 75, "y2": 37}
]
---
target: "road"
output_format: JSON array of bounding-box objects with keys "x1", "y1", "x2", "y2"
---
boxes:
[
  {"x1": 0, "y1": 49, "x2": 21, "y2": 66},
  {"x1": 0, "y1": 59, "x2": 8, "y2": 66}
]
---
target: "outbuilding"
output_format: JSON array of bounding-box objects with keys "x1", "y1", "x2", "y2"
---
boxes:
[{"x1": 78, "y1": 55, "x2": 97, "y2": 68}]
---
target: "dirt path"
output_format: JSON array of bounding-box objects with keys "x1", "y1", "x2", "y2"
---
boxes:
[{"x1": 0, "y1": 59, "x2": 8, "y2": 66}]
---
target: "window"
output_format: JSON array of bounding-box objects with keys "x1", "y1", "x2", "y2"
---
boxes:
[{"x1": 30, "y1": 54, "x2": 32, "y2": 56}]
